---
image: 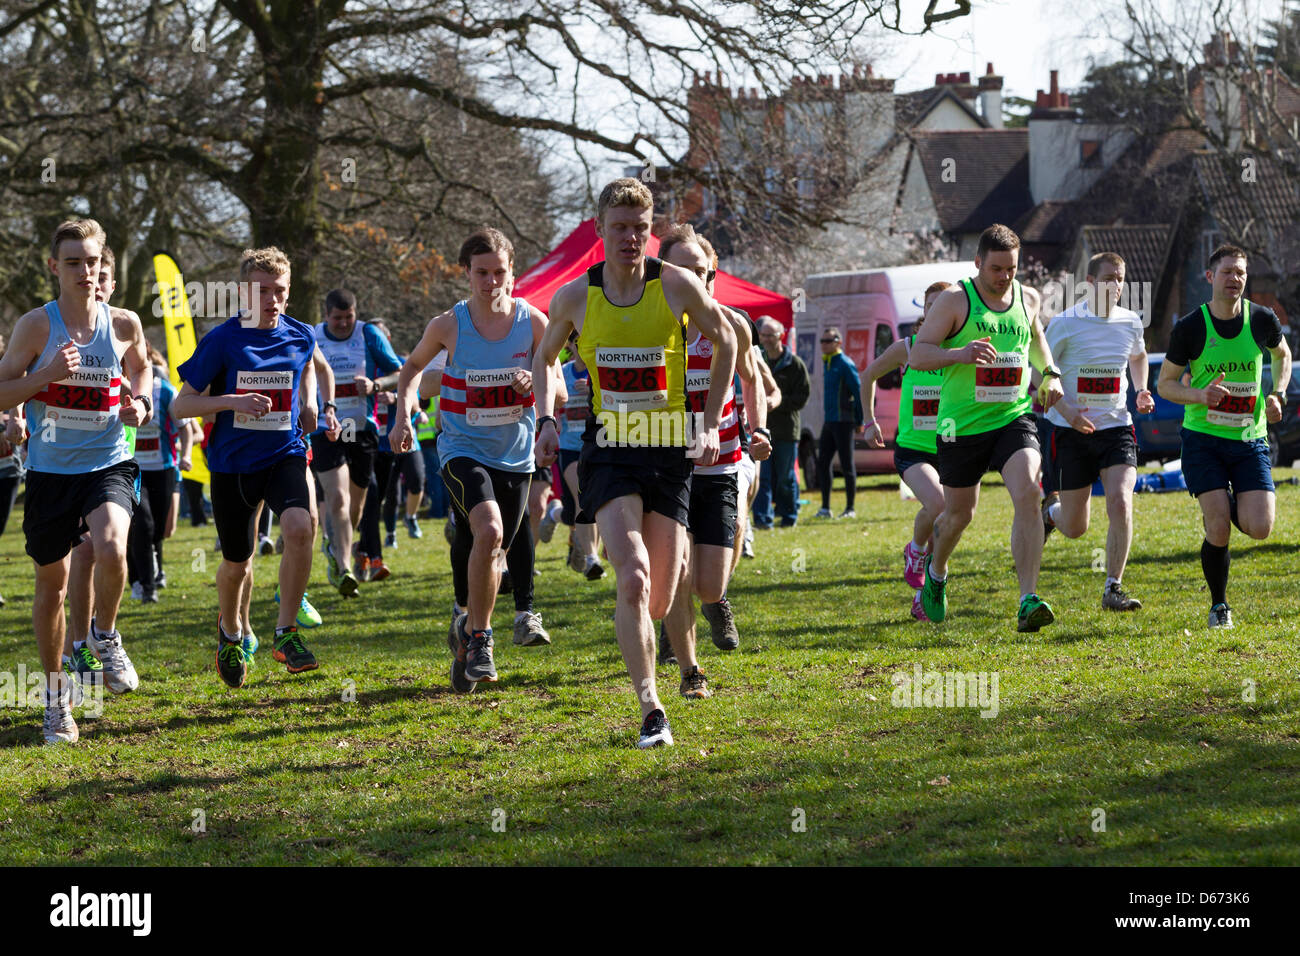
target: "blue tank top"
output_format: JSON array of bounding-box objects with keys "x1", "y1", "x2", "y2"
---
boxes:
[
  {"x1": 25, "y1": 301, "x2": 130, "y2": 475},
  {"x1": 437, "y1": 299, "x2": 536, "y2": 473},
  {"x1": 558, "y1": 360, "x2": 590, "y2": 453}
]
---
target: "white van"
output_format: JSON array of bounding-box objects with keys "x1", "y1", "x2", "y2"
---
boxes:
[{"x1": 796, "y1": 262, "x2": 966, "y2": 475}]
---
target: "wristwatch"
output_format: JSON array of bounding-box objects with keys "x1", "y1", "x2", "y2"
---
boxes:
[
  {"x1": 752, "y1": 426, "x2": 772, "y2": 442},
  {"x1": 1042, "y1": 366, "x2": 1062, "y2": 379},
  {"x1": 536, "y1": 415, "x2": 558, "y2": 433},
  {"x1": 1272, "y1": 390, "x2": 1287, "y2": 407},
  {"x1": 322, "y1": 401, "x2": 337, "y2": 413}
]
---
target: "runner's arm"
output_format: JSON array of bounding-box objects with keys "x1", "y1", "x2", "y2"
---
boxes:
[
  {"x1": 118, "y1": 310, "x2": 153, "y2": 426},
  {"x1": 1155, "y1": 358, "x2": 1210, "y2": 405},
  {"x1": 298, "y1": 354, "x2": 319, "y2": 433},
  {"x1": 0, "y1": 310, "x2": 76, "y2": 409},
  {"x1": 1269, "y1": 338, "x2": 1292, "y2": 396},
  {"x1": 668, "y1": 273, "x2": 736, "y2": 432},
  {"x1": 908, "y1": 288, "x2": 976, "y2": 370},
  {"x1": 313, "y1": 346, "x2": 335, "y2": 404},
  {"x1": 861, "y1": 339, "x2": 909, "y2": 427},
  {"x1": 390, "y1": 311, "x2": 453, "y2": 450},
  {"x1": 171, "y1": 382, "x2": 252, "y2": 418},
  {"x1": 729, "y1": 312, "x2": 766, "y2": 431},
  {"x1": 533, "y1": 283, "x2": 579, "y2": 430}
]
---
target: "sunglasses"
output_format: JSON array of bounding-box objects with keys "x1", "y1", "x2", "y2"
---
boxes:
[{"x1": 820, "y1": 338, "x2": 839, "y2": 344}]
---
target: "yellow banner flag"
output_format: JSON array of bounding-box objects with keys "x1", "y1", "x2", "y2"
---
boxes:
[{"x1": 153, "y1": 252, "x2": 210, "y2": 485}]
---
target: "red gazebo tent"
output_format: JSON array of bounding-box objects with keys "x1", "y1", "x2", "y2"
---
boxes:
[{"x1": 513, "y1": 219, "x2": 793, "y2": 330}]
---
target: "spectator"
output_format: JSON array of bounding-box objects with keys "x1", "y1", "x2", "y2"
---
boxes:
[
  {"x1": 753, "y1": 317, "x2": 809, "y2": 528},
  {"x1": 815, "y1": 326, "x2": 864, "y2": 518}
]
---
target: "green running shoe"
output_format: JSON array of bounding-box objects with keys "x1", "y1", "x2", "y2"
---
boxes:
[
  {"x1": 920, "y1": 554, "x2": 947, "y2": 623},
  {"x1": 337, "y1": 569, "x2": 359, "y2": 598},
  {"x1": 1017, "y1": 593, "x2": 1056, "y2": 633},
  {"x1": 272, "y1": 627, "x2": 318, "y2": 673},
  {"x1": 216, "y1": 617, "x2": 247, "y2": 689},
  {"x1": 63, "y1": 643, "x2": 104, "y2": 688},
  {"x1": 242, "y1": 632, "x2": 259, "y2": 667},
  {"x1": 275, "y1": 585, "x2": 323, "y2": 628}
]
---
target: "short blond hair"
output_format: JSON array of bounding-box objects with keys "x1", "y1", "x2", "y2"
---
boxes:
[
  {"x1": 657, "y1": 222, "x2": 717, "y2": 270},
  {"x1": 597, "y1": 177, "x2": 654, "y2": 224},
  {"x1": 51, "y1": 219, "x2": 107, "y2": 260},
  {"x1": 239, "y1": 246, "x2": 291, "y2": 280}
]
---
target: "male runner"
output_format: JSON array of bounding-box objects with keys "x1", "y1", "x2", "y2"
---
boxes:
[
  {"x1": 0, "y1": 220, "x2": 150, "y2": 743},
  {"x1": 1041, "y1": 252, "x2": 1153, "y2": 611},
  {"x1": 658, "y1": 224, "x2": 769, "y2": 694},
  {"x1": 1156, "y1": 244, "x2": 1290, "y2": 628},
  {"x1": 909, "y1": 224, "x2": 1065, "y2": 631},
  {"x1": 173, "y1": 246, "x2": 333, "y2": 687},
  {"x1": 533, "y1": 178, "x2": 737, "y2": 749},
  {"x1": 390, "y1": 227, "x2": 548, "y2": 692},
  {"x1": 311, "y1": 289, "x2": 403, "y2": 596},
  {"x1": 863, "y1": 281, "x2": 955, "y2": 620}
]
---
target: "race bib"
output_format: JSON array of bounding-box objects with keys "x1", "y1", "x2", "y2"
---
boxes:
[
  {"x1": 911, "y1": 385, "x2": 940, "y2": 430},
  {"x1": 36, "y1": 368, "x2": 120, "y2": 431},
  {"x1": 685, "y1": 368, "x2": 712, "y2": 414},
  {"x1": 234, "y1": 369, "x2": 293, "y2": 431},
  {"x1": 333, "y1": 380, "x2": 367, "y2": 420},
  {"x1": 564, "y1": 377, "x2": 589, "y2": 432},
  {"x1": 1076, "y1": 363, "x2": 1124, "y2": 409},
  {"x1": 595, "y1": 347, "x2": 668, "y2": 412},
  {"x1": 974, "y1": 353, "x2": 1026, "y2": 403},
  {"x1": 464, "y1": 367, "x2": 527, "y2": 427},
  {"x1": 135, "y1": 423, "x2": 163, "y2": 466},
  {"x1": 1207, "y1": 381, "x2": 1258, "y2": 429}
]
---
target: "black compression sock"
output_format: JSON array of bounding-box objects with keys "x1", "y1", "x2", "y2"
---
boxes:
[{"x1": 1200, "y1": 539, "x2": 1230, "y2": 607}]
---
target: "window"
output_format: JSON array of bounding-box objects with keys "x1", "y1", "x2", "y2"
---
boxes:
[{"x1": 1080, "y1": 140, "x2": 1102, "y2": 168}]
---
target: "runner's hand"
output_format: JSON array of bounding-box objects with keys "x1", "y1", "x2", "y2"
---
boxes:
[
  {"x1": 324, "y1": 407, "x2": 342, "y2": 440},
  {"x1": 376, "y1": 389, "x2": 396, "y2": 406},
  {"x1": 750, "y1": 432, "x2": 772, "y2": 461},
  {"x1": 1037, "y1": 375, "x2": 1064, "y2": 411},
  {"x1": 42, "y1": 341, "x2": 80, "y2": 381},
  {"x1": 1203, "y1": 373, "x2": 1228, "y2": 408},
  {"x1": 179, "y1": 452, "x2": 192, "y2": 472},
  {"x1": 535, "y1": 421, "x2": 558, "y2": 467},
  {"x1": 1066, "y1": 404, "x2": 1095, "y2": 435},
  {"x1": 694, "y1": 425, "x2": 720, "y2": 467},
  {"x1": 354, "y1": 374, "x2": 375, "y2": 396},
  {"x1": 231, "y1": 392, "x2": 273, "y2": 418},
  {"x1": 1266, "y1": 393, "x2": 1283, "y2": 424},
  {"x1": 1135, "y1": 389, "x2": 1155, "y2": 414},
  {"x1": 388, "y1": 420, "x2": 413, "y2": 454},
  {"x1": 512, "y1": 368, "x2": 532, "y2": 395},
  {"x1": 119, "y1": 396, "x2": 146, "y2": 427},
  {"x1": 963, "y1": 337, "x2": 997, "y2": 365},
  {"x1": 3, "y1": 416, "x2": 24, "y2": 443},
  {"x1": 865, "y1": 421, "x2": 884, "y2": 448}
]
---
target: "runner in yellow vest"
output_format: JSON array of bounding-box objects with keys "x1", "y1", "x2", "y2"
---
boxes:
[
  {"x1": 1156, "y1": 244, "x2": 1290, "y2": 628},
  {"x1": 908, "y1": 224, "x2": 1065, "y2": 632},
  {"x1": 532, "y1": 177, "x2": 737, "y2": 749}
]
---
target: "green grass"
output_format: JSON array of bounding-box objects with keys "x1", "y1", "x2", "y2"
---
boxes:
[{"x1": 2, "y1": 469, "x2": 1299, "y2": 865}]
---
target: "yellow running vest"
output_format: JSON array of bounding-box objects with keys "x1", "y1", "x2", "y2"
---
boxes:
[{"x1": 577, "y1": 259, "x2": 688, "y2": 446}]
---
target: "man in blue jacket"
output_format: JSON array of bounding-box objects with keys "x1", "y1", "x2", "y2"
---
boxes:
[{"x1": 815, "y1": 327, "x2": 864, "y2": 518}]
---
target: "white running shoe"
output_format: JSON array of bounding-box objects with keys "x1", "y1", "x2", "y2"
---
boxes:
[
  {"x1": 512, "y1": 610, "x2": 551, "y2": 646},
  {"x1": 89, "y1": 621, "x2": 139, "y2": 694},
  {"x1": 43, "y1": 683, "x2": 78, "y2": 745},
  {"x1": 538, "y1": 499, "x2": 563, "y2": 543},
  {"x1": 130, "y1": 581, "x2": 144, "y2": 601},
  {"x1": 258, "y1": 535, "x2": 275, "y2": 556}
]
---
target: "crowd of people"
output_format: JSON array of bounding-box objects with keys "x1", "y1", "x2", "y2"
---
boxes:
[{"x1": 1, "y1": 177, "x2": 1289, "y2": 748}]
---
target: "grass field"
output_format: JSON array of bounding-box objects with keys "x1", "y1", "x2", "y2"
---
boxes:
[{"x1": 2, "y1": 468, "x2": 1299, "y2": 866}]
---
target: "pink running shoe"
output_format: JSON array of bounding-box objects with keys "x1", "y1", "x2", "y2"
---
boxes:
[
  {"x1": 903, "y1": 541, "x2": 926, "y2": 589},
  {"x1": 911, "y1": 589, "x2": 930, "y2": 622}
]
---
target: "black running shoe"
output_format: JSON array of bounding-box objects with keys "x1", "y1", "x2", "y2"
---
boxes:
[
  {"x1": 658, "y1": 620, "x2": 676, "y2": 666},
  {"x1": 272, "y1": 627, "x2": 318, "y2": 673},
  {"x1": 637, "y1": 708, "x2": 674, "y2": 748},
  {"x1": 701, "y1": 597, "x2": 739, "y2": 650},
  {"x1": 465, "y1": 628, "x2": 497, "y2": 682},
  {"x1": 498, "y1": 571, "x2": 513, "y2": 596},
  {"x1": 216, "y1": 617, "x2": 247, "y2": 689},
  {"x1": 447, "y1": 612, "x2": 478, "y2": 694}
]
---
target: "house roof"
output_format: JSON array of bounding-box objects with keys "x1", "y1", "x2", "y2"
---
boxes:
[
  {"x1": 1079, "y1": 223, "x2": 1176, "y2": 285},
  {"x1": 895, "y1": 86, "x2": 988, "y2": 129},
  {"x1": 911, "y1": 129, "x2": 1032, "y2": 234},
  {"x1": 1194, "y1": 150, "x2": 1300, "y2": 250}
]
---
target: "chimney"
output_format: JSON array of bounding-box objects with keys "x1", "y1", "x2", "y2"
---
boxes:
[
  {"x1": 935, "y1": 73, "x2": 945, "y2": 86},
  {"x1": 978, "y1": 61, "x2": 1004, "y2": 128}
]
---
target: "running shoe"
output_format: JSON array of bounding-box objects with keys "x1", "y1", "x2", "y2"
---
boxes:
[
  {"x1": 243, "y1": 631, "x2": 259, "y2": 666},
  {"x1": 911, "y1": 590, "x2": 929, "y2": 622},
  {"x1": 584, "y1": 556, "x2": 606, "y2": 581},
  {"x1": 741, "y1": 524, "x2": 755, "y2": 558},
  {"x1": 275, "y1": 535, "x2": 285, "y2": 554},
  {"x1": 465, "y1": 628, "x2": 497, "y2": 682},
  {"x1": 679, "y1": 666, "x2": 711, "y2": 700},
  {"x1": 368, "y1": 558, "x2": 392, "y2": 582},
  {"x1": 353, "y1": 554, "x2": 372, "y2": 583},
  {"x1": 902, "y1": 541, "x2": 926, "y2": 589},
  {"x1": 216, "y1": 618, "x2": 247, "y2": 689},
  {"x1": 920, "y1": 554, "x2": 947, "y2": 623},
  {"x1": 155, "y1": 569, "x2": 167, "y2": 589},
  {"x1": 88, "y1": 621, "x2": 139, "y2": 694},
  {"x1": 538, "y1": 500, "x2": 562, "y2": 543},
  {"x1": 838, "y1": 508, "x2": 856, "y2": 519},
  {"x1": 385, "y1": 531, "x2": 398, "y2": 550},
  {"x1": 512, "y1": 611, "x2": 551, "y2": 646},
  {"x1": 337, "y1": 568, "x2": 359, "y2": 598},
  {"x1": 1042, "y1": 491, "x2": 1058, "y2": 540},
  {"x1": 637, "y1": 709, "x2": 674, "y2": 748},
  {"x1": 498, "y1": 571, "x2": 513, "y2": 595},
  {"x1": 258, "y1": 535, "x2": 275, "y2": 556},
  {"x1": 274, "y1": 586, "x2": 323, "y2": 629},
  {"x1": 130, "y1": 581, "x2": 143, "y2": 601},
  {"x1": 141, "y1": 588, "x2": 159, "y2": 604},
  {"x1": 658, "y1": 621, "x2": 676, "y2": 666},
  {"x1": 814, "y1": 508, "x2": 833, "y2": 519},
  {"x1": 325, "y1": 541, "x2": 342, "y2": 588},
  {"x1": 272, "y1": 627, "x2": 318, "y2": 673},
  {"x1": 1102, "y1": 582, "x2": 1142, "y2": 611},
  {"x1": 701, "y1": 597, "x2": 739, "y2": 651},
  {"x1": 64, "y1": 643, "x2": 105, "y2": 688},
  {"x1": 1208, "y1": 603, "x2": 1233, "y2": 629},
  {"x1": 1017, "y1": 593, "x2": 1056, "y2": 633},
  {"x1": 447, "y1": 611, "x2": 478, "y2": 695},
  {"x1": 42, "y1": 685, "x2": 78, "y2": 745},
  {"x1": 567, "y1": 541, "x2": 586, "y2": 574},
  {"x1": 405, "y1": 516, "x2": 423, "y2": 539}
]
